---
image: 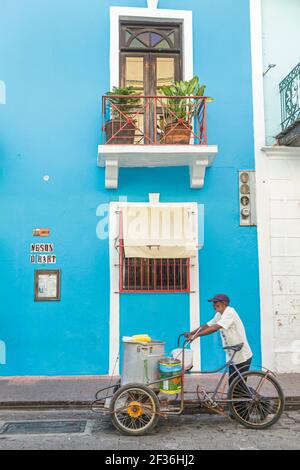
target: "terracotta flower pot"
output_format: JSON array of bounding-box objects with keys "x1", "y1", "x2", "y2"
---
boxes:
[
  {"x1": 105, "y1": 119, "x2": 135, "y2": 145},
  {"x1": 161, "y1": 122, "x2": 192, "y2": 145}
]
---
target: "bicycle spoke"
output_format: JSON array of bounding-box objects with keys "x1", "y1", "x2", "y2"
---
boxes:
[
  {"x1": 255, "y1": 374, "x2": 268, "y2": 395},
  {"x1": 235, "y1": 406, "x2": 248, "y2": 420},
  {"x1": 139, "y1": 415, "x2": 150, "y2": 426},
  {"x1": 142, "y1": 406, "x2": 155, "y2": 417},
  {"x1": 126, "y1": 391, "x2": 138, "y2": 402},
  {"x1": 114, "y1": 406, "x2": 129, "y2": 414},
  {"x1": 140, "y1": 395, "x2": 152, "y2": 404},
  {"x1": 232, "y1": 387, "x2": 254, "y2": 398},
  {"x1": 253, "y1": 404, "x2": 260, "y2": 424},
  {"x1": 234, "y1": 402, "x2": 252, "y2": 411}
]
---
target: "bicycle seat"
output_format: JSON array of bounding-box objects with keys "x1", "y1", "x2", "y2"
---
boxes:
[{"x1": 223, "y1": 343, "x2": 244, "y2": 352}]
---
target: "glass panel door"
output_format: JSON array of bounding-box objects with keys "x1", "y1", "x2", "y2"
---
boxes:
[
  {"x1": 121, "y1": 54, "x2": 180, "y2": 95},
  {"x1": 156, "y1": 56, "x2": 176, "y2": 93},
  {"x1": 120, "y1": 22, "x2": 182, "y2": 143},
  {"x1": 121, "y1": 54, "x2": 147, "y2": 143},
  {"x1": 123, "y1": 56, "x2": 145, "y2": 94},
  {"x1": 150, "y1": 54, "x2": 180, "y2": 143}
]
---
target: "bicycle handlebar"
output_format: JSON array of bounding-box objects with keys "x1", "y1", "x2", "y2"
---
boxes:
[
  {"x1": 177, "y1": 332, "x2": 199, "y2": 349},
  {"x1": 177, "y1": 334, "x2": 186, "y2": 348}
]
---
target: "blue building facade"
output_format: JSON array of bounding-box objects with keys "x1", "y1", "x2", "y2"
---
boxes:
[{"x1": 0, "y1": 0, "x2": 261, "y2": 376}]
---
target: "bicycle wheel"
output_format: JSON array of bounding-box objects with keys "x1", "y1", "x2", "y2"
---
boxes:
[
  {"x1": 228, "y1": 371, "x2": 285, "y2": 430},
  {"x1": 110, "y1": 383, "x2": 160, "y2": 436}
]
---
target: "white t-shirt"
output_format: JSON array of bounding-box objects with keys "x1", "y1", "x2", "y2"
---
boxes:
[{"x1": 207, "y1": 306, "x2": 253, "y2": 364}]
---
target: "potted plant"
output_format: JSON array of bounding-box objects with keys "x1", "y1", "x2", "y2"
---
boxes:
[
  {"x1": 105, "y1": 86, "x2": 141, "y2": 145},
  {"x1": 159, "y1": 76, "x2": 213, "y2": 144}
]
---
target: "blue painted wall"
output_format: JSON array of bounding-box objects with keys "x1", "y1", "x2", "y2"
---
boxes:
[{"x1": 0, "y1": 0, "x2": 261, "y2": 376}]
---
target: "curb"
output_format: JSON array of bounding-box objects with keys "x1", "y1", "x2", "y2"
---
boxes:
[
  {"x1": 0, "y1": 398, "x2": 299, "y2": 412},
  {"x1": 0, "y1": 401, "x2": 91, "y2": 411}
]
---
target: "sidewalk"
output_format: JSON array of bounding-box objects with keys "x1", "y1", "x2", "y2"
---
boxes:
[{"x1": 0, "y1": 374, "x2": 299, "y2": 409}]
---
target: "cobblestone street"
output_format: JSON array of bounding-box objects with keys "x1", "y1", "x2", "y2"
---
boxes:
[{"x1": 0, "y1": 408, "x2": 299, "y2": 450}]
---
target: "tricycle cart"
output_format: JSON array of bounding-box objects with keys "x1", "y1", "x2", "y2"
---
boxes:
[{"x1": 92, "y1": 335, "x2": 285, "y2": 436}]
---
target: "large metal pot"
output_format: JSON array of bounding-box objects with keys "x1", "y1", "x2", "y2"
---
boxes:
[{"x1": 121, "y1": 340, "x2": 165, "y2": 391}]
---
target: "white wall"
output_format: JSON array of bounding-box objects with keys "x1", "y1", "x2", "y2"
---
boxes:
[
  {"x1": 252, "y1": 0, "x2": 300, "y2": 373},
  {"x1": 262, "y1": 0, "x2": 300, "y2": 145},
  {"x1": 261, "y1": 148, "x2": 300, "y2": 373}
]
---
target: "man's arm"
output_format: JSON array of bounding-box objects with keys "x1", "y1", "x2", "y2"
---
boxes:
[
  {"x1": 192, "y1": 324, "x2": 222, "y2": 339},
  {"x1": 190, "y1": 310, "x2": 234, "y2": 340},
  {"x1": 184, "y1": 324, "x2": 213, "y2": 339}
]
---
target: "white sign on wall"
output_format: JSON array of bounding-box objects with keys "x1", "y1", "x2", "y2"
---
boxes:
[
  {"x1": 30, "y1": 244, "x2": 57, "y2": 264},
  {"x1": 31, "y1": 255, "x2": 57, "y2": 265},
  {"x1": 31, "y1": 243, "x2": 54, "y2": 253},
  {"x1": 38, "y1": 274, "x2": 58, "y2": 298}
]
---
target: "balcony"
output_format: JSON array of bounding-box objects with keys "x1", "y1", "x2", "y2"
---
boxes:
[
  {"x1": 276, "y1": 63, "x2": 300, "y2": 147},
  {"x1": 97, "y1": 95, "x2": 218, "y2": 189}
]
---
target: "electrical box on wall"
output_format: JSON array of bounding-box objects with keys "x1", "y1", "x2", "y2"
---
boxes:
[{"x1": 239, "y1": 171, "x2": 257, "y2": 227}]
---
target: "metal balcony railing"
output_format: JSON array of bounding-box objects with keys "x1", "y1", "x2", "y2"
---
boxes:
[
  {"x1": 102, "y1": 95, "x2": 209, "y2": 145},
  {"x1": 280, "y1": 63, "x2": 300, "y2": 130}
]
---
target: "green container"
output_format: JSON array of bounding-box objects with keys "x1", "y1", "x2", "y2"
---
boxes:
[{"x1": 159, "y1": 358, "x2": 182, "y2": 395}]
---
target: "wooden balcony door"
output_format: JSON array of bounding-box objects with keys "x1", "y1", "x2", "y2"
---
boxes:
[{"x1": 120, "y1": 22, "x2": 182, "y2": 143}]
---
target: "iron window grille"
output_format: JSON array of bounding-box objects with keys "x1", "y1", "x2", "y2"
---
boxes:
[{"x1": 120, "y1": 257, "x2": 190, "y2": 293}]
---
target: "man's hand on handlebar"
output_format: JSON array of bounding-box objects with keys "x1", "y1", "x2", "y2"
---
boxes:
[
  {"x1": 183, "y1": 326, "x2": 205, "y2": 341},
  {"x1": 182, "y1": 324, "x2": 220, "y2": 343},
  {"x1": 184, "y1": 328, "x2": 201, "y2": 339}
]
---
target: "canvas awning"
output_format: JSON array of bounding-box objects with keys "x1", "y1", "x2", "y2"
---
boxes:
[{"x1": 121, "y1": 206, "x2": 198, "y2": 259}]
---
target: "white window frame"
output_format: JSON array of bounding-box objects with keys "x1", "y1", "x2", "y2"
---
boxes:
[
  {"x1": 108, "y1": 6, "x2": 198, "y2": 375},
  {"x1": 109, "y1": 201, "x2": 201, "y2": 375},
  {"x1": 249, "y1": 0, "x2": 274, "y2": 370}
]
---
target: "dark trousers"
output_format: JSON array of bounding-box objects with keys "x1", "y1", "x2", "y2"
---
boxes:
[
  {"x1": 229, "y1": 357, "x2": 252, "y2": 387},
  {"x1": 228, "y1": 358, "x2": 253, "y2": 419}
]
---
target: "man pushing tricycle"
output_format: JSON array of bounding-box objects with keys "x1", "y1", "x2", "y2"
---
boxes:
[
  {"x1": 184, "y1": 294, "x2": 253, "y2": 385},
  {"x1": 93, "y1": 294, "x2": 285, "y2": 435}
]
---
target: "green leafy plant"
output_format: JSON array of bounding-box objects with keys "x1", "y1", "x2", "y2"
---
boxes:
[
  {"x1": 159, "y1": 76, "x2": 213, "y2": 126},
  {"x1": 106, "y1": 86, "x2": 141, "y2": 119}
]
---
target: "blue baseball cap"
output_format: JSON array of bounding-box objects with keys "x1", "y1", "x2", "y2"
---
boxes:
[{"x1": 208, "y1": 294, "x2": 230, "y2": 304}]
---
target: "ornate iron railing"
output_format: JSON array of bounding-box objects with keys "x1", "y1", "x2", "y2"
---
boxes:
[
  {"x1": 102, "y1": 95, "x2": 209, "y2": 145},
  {"x1": 280, "y1": 63, "x2": 300, "y2": 130}
]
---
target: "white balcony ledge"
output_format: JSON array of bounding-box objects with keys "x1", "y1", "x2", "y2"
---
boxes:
[
  {"x1": 97, "y1": 145, "x2": 218, "y2": 189},
  {"x1": 262, "y1": 146, "x2": 300, "y2": 158}
]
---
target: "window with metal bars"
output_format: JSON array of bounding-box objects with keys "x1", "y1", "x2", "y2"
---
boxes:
[
  {"x1": 120, "y1": 256, "x2": 190, "y2": 293},
  {"x1": 118, "y1": 207, "x2": 191, "y2": 293}
]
